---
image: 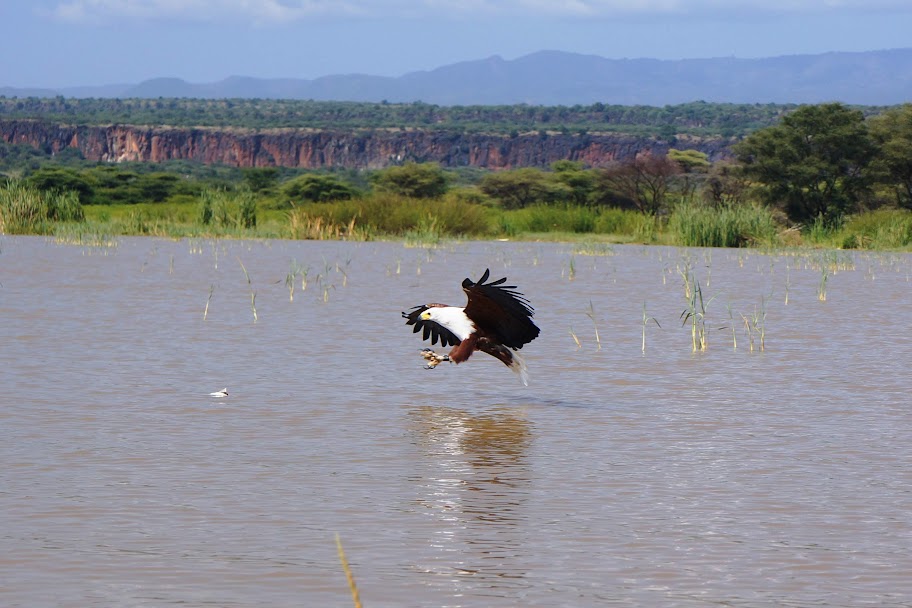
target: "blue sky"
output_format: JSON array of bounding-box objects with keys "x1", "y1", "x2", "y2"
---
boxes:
[{"x1": 2, "y1": 1, "x2": 911, "y2": 88}]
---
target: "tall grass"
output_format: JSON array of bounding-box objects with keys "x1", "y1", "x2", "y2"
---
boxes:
[
  {"x1": 837, "y1": 209, "x2": 912, "y2": 250},
  {"x1": 499, "y1": 204, "x2": 648, "y2": 238},
  {"x1": 289, "y1": 192, "x2": 493, "y2": 239},
  {"x1": 0, "y1": 181, "x2": 84, "y2": 234},
  {"x1": 668, "y1": 202, "x2": 779, "y2": 248},
  {"x1": 201, "y1": 188, "x2": 258, "y2": 230}
]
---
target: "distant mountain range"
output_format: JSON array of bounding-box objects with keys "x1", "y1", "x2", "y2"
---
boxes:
[{"x1": 3, "y1": 49, "x2": 911, "y2": 107}]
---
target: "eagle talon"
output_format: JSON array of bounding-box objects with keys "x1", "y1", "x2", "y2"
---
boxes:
[{"x1": 420, "y1": 349, "x2": 450, "y2": 369}]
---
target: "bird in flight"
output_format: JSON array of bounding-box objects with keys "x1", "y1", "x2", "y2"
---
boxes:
[{"x1": 402, "y1": 269, "x2": 540, "y2": 385}]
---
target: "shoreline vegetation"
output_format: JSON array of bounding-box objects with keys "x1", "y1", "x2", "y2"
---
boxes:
[
  {"x1": 3, "y1": 182, "x2": 911, "y2": 251},
  {"x1": 2, "y1": 101, "x2": 912, "y2": 251}
]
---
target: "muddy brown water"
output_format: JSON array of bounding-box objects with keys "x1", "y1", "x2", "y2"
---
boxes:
[{"x1": 2, "y1": 235, "x2": 911, "y2": 607}]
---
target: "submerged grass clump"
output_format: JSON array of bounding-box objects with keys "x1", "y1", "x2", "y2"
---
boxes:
[{"x1": 678, "y1": 260, "x2": 716, "y2": 352}]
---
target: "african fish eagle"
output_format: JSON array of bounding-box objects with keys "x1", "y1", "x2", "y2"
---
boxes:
[{"x1": 402, "y1": 269, "x2": 540, "y2": 385}]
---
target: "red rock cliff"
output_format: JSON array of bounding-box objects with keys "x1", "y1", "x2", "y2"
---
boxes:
[{"x1": 1, "y1": 120, "x2": 734, "y2": 169}]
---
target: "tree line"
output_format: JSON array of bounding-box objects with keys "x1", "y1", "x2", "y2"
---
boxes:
[{"x1": 0, "y1": 96, "x2": 843, "y2": 137}]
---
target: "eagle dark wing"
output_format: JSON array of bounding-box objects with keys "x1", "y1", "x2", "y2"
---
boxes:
[
  {"x1": 462, "y1": 269, "x2": 540, "y2": 349},
  {"x1": 401, "y1": 304, "x2": 461, "y2": 347}
]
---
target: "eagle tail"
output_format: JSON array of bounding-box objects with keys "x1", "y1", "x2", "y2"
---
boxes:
[{"x1": 509, "y1": 350, "x2": 529, "y2": 387}]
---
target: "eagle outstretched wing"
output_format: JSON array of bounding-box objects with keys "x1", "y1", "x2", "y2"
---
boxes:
[
  {"x1": 402, "y1": 304, "x2": 461, "y2": 347},
  {"x1": 462, "y1": 269, "x2": 540, "y2": 349}
]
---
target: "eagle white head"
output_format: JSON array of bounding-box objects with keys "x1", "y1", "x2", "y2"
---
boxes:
[{"x1": 419, "y1": 306, "x2": 475, "y2": 341}]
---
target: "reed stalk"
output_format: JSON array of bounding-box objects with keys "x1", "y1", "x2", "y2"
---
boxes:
[
  {"x1": 641, "y1": 302, "x2": 660, "y2": 353},
  {"x1": 784, "y1": 262, "x2": 791, "y2": 305},
  {"x1": 335, "y1": 534, "x2": 363, "y2": 608},
  {"x1": 569, "y1": 326, "x2": 582, "y2": 350},
  {"x1": 679, "y1": 265, "x2": 714, "y2": 352},
  {"x1": 585, "y1": 300, "x2": 601, "y2": 351},
  {"x1": 741, "y1": 314, "x2": 755, "y2": 351},
  {"x1": 237, "y1": 256, "x2": 258, "y2": 322},
  {"x1": 753, "y1": 296, "x2": 768, "y2": 351},
  {"x1": 726, "y1": 302, "x2": 737, "y2": 350},
  {"x1": 203, "y1": 284, "x2": 214, "y2": 321}
]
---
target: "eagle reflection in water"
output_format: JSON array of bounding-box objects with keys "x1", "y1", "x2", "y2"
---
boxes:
[{"x1": 407, "y1": 405, "x2": 533, "y2": 586}]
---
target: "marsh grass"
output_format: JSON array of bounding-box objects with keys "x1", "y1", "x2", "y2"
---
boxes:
[
  {"x1": 669, "y1": 202, "x2": 780, "y2": 248},
  {"x1": 678, "y1": 263, "x2": 716, "y2": 352},
  {"x1": 1, "y1": 182, "x2": 84, "y2": 234},
  {"x1": 291, "y1": 193, "x2": 491, "y2": 240},
  {"x1": 498, "y1": 205, "x2": 649, "y2": 240},
  {"x1": 403, "y1": 216, "x2": 442, "y2": 248},
  {"x1": 573, "y1": 241, "x2": 615, "y2": 256},
  {"x1": 285, "y1": 259, "x2": 308, "y2": 302},
  {"x1": 754, "y1": 297, "x2": 768, "y2": 350},
  {"x1": 837, "y1": 209, "x2": 912, "y2": 250},
  {"x1": 818, "y1": 266, "x2": 829, "y2": 302},
  {"x1": 563, "y1": 256, "x2": 576, "y2": 280},
  {"x1": 202, "y1": 188, "x2": 258, "y2": 230},
  {"x1": 288, "y1": 212, "x2": 364, "y2": 240},
  {"x1": 54, "y1": 221, "x2": 118, "y2": 249}
]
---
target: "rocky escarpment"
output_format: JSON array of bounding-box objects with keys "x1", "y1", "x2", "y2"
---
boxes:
[{"x1": 1, "y1": 119, "x2": 734, "y2": 170}]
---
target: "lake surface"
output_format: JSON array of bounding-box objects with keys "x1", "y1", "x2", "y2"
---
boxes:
[{"x1": 2, "y1": 234, "x2": 911, "y2": 607}]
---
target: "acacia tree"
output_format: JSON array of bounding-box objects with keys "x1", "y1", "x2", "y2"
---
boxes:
[
  {"x1": 550, "y1": 160, "x2": 594, "y2": 206},
  {"x1": 370, "y1": 162, "x2": 448, "y2": 198},
  {"x1": 868, "y1": 103, "x2": 912, "y2": 210},
  {"x1": 702, "y1": 161, "x2": 750, "y2": 207},
  {"x1": 668, "y1": 148, "x2": 710, "y2": 203},
  {"x1": 242, "y1": 167, "x2": 279, "y2": 193},
  {"x1": 281, "y1": 173, "x2": 357, "y2": 203},
  {"x1": 479, "y1": 168, "x2": 570, "y2": 210},
  {"x1": 735, "y1": 103, "x2": 876, "y2": 225},
  {"x1": 593, "y1": 154, "x2": 680, "y2": 215}
]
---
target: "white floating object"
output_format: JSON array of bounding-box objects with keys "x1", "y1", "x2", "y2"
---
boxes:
[{"x1": 209, "y1": 388, "x2": 228, "y2": 398}]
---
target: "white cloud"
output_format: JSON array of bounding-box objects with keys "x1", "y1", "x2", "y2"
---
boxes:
[
  {"x1": 48, "y1": 0, "x2": 365, "y2": 24},
  {"x1": 46, "y1": 0, "x2": 912, "y2": 24}
]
